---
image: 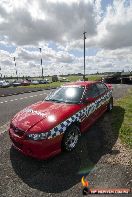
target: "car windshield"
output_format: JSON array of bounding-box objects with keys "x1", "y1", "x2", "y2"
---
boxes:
[{"x1": 45, "y1": 86, "x2": 85, "y2": 104}]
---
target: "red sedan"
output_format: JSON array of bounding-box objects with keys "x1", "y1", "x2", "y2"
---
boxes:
[{"x1": 9, "y1": 81, "x2": 113, "y2": 160}]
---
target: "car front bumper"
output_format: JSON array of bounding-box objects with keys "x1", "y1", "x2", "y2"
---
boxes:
[{"x1": 9, "y1": 128, "x2": 63, "y2": 160}]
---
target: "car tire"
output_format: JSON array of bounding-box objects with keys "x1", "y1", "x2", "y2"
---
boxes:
[
  {"x1": 62, "y1": 124, "x2": 80, "y2": 152},
  {"x1": 107, "y1": 97, "x2": 113, "y2": 111}
]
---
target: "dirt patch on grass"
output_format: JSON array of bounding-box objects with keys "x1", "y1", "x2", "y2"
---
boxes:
[{"x1": 99, "y1": 115, "x2": 131, "y2": 166}]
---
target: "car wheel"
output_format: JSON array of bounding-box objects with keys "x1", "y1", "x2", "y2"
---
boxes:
[
  {"x1": 107, "y1": 97, "x2": 113, "y2": 111},
  {"x1": 62, "y1": 125, "x2": 80, "y2": 152}
]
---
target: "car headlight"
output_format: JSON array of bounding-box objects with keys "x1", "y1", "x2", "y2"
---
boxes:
[{"x1": 27, "y1": 132, "x2": 48, "y2": 140}]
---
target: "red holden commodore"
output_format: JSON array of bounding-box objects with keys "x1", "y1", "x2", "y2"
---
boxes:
[{"x1": 9, "y1": 81, "x2": 113, "y2": 160}]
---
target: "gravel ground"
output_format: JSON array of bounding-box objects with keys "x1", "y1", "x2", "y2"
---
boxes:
[
  {"x1": 112, "y1": 84, "x2": 132, "y2": 99},
  {"x1": 0, "y1": 84, "x2": 132, "y2": 197}
]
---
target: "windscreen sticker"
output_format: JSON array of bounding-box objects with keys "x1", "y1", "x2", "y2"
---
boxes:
[{"x1": 22, "y1": 108, "x2": 46, "y2": 118}]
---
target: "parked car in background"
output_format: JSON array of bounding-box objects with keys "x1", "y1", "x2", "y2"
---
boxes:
[
  {"x1": 39, "y1": 79, "x2": 51, "y2": 84},
  {"x1": 31, "y1": 80, "x2": 39, "y2": 85},
  {"x1": 39, "y1": 79, "x2": 50, "y2": 84},
  {"x1": 0, "y1": 80, "x2": 5, "y2": 87},
  {"x1": 0, "y1": 80, "x2": 10, "y2": 88},
  {"x1": 21, "y1": 80, "x2": 30, "y2": 86},
  {"x1": 60, "y1": 77, "x2": 70, "y2": 82},
  {"x1": 102, "y1": 73, "x2": 121, "y2": 84},
  {"x1": 9, "y1": 81, "x2": 113, "y2": 160},
  {"x1": 121, "y1": 76, "x2": 132, "y2": 84},
  {"x1": 12, "y1": 80, "x2": 22, "y2": 87},
  {"x1": 45, "y1": 78, "x2": 50, "y2": 83}
]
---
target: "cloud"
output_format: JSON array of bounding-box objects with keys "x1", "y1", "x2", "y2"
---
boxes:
[
  {"x1": 0, "y1": 0, "x2": 97, "y2": 45},
  {"x1": 0, "y1": 0, "x2": 132, "y2": 77},
  {"x1": 14, "y1": 46, "x2": 75, "y2": 63},
  {"x1": 0, "y1": 44, "x2": 76, "y2": 76},
  {"x1": 97, "y1": 0, "x2": 132, "y2": 49},
  {"x1": 67, "y1": 0, "x2": 132, "y2": 51},
  {"x1": 1, "y1": 0, "x2": 132, "y2": 50},
  {"x1": 85, "y1": 0, "x2": 132, "y2": 50}
]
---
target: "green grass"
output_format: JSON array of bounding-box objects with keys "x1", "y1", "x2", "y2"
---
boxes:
[
  {"x1": 67, "y1": 76, "x2": 81, "y2": 81},
  {"x1": 112, "y1": 90, "x2": 132, "y2": 148},
  {"x1": 67, "y1": 75, "x2": 102, "y2": 81},
  {"x1": 86, "y1": 75, "x2": 102, "y2": 81}
]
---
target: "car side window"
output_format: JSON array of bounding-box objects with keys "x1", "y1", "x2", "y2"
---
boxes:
[
  {"x1": 85, "y1": 84, "x2": 100, "y2": 98},
  {"x1": 96, "y1": 83, "x2": 107, "y2": 95}
]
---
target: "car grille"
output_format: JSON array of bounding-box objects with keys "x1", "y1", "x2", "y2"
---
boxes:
[{"x1": 10, "y1": 123, "x2": 25, "y2": 137}]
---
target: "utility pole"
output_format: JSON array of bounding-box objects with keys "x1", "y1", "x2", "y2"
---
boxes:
[
  {"x1": 83, "y1": 31, "x2": 87, "y2": 81},
  {"x1": 0, "y1": 67, "x2": 2, "y2": 78},
  {"x1": 39, "y1": 48, "x2": 43, "y2": 79},
  {"x1": 13, "y1": 57, "x2": 18, "y2": 80}
]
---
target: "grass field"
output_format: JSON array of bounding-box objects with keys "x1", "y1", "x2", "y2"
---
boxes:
[
  {"x1": 67, "y1": 75, "x2": 102, "y2": 81},
  {"x1": 112, "y1": 90, "x2": 132, "y2": 148}
]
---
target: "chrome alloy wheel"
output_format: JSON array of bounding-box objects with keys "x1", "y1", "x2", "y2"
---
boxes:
[
  {"x1": 65, "y1": 129, "x2": 79, "y2": 149},
  {"x1": 62, "y1": 125, "x2": 80, "y2": 151}
]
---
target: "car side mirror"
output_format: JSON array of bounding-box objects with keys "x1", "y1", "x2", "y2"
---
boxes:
[{"x1": 85, "y1": 97, "x2": 95, "y2": 103}]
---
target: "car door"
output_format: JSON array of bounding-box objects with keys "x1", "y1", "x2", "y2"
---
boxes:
[
  {"x1": 95, "y1": 82, "x2": 109, "y2": 116},
  {"x1": 81, "y1": 84, "x2": 100, "y2": 132}
]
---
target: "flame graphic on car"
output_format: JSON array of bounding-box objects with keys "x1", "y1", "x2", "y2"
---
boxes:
[{"x1": 81, "y1": 176, "x2": 89, "y2": 187}]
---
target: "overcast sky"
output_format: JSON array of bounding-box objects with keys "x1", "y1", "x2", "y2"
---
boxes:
[{"x1": 0, "y1": 0, "x2": 132, "y2": 77}]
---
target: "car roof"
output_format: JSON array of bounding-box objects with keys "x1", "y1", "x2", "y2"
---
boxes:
[{"x1": 63, "y1": 81, "x2": 98, "y2": 87}]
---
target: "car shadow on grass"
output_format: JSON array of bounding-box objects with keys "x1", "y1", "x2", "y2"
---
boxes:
[{"x1": 10, "y1": 106, "x2": 125, "y2": 193}]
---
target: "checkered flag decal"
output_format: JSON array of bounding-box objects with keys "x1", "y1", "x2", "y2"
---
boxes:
[{"x1": 47, "y1": 90, "x2": 112, "y2": 139}]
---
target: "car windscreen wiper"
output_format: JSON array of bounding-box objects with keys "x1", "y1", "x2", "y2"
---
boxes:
[
  {"x1": 45, "y1": 99, "x2": 64, "y2": 103},
  {"x1": 45, "y1": 98, "x2": 79, "y2": 104},
  {"x1": 64, "y1": 101, "x2": 79, "y2": 104}
]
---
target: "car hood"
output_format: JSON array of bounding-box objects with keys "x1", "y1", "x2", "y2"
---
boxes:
[{"x1": 12, "y1": 101, "x2": 81, "y2": 133}]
